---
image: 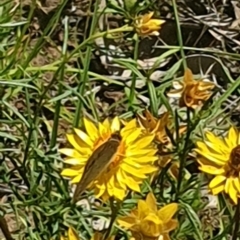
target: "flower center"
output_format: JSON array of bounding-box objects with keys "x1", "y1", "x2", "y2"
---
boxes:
[{"x1": 227, "y1": 145, "x2": 240, "y2": 176}]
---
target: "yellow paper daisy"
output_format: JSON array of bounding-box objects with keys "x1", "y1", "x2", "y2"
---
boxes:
[
  {"x1": 168, "y1": 68, "x2": 215, "y2": 109},
  {"x1": 60, "y1": 117, "x2": 158, "y2": 201},
  {"x1": 135, "y1": 12, "x2": 165, "y2": 36},
  {"x1": 195, "y1": 127, "x2": 240, "y2": 204},
  {"x1": 137, "y1": 110, "x2": 190, "y2": 181},
  {"x1": 118, "y1": 192, "x2": 178, "y2": 240}
]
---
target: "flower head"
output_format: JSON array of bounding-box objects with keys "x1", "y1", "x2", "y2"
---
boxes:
[
  {"x1": 135, "y1": 12, "x2": 165, "y2": 36},
  {"x1": 195, "y1": 127, "x2": 240, "y2": 204},
  {"x1": 137, "y1": 110, "x2": 169, "y2": 144},
  {"x1": 118, "y1": 192, "x2": 178, "y2": 240},
  {"x1": 60, "y1": 117, "x2": 158, "y2": 201},
  {"x1": 137, "y1": 110, "x2": 189, "y2": 180},
  {"x1": 168, "y1": 68, "x2": 215, "y2": 109}
]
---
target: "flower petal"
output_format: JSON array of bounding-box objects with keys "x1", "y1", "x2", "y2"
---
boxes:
[
  {"x1": 68, "y1": 227, "x2": 80, "y2": 240},
  {"x1": 158, "y1": 203, "x2": 178, "y2": 222},
  {"x1": 146, "y1": 192, "x2": 157, "y2": 212},
  {"x1": 64, "y1": 158, "x2": 87, "y2": 165},
  {"x1": 61, "y1": 168, "x2": 80, "y2": 177},
  {"x1": 118, "y1": 216, "x2": 137, "y2": 229},
  {"x1": 130, "y1": 135, "x2": 155, "y2": 149},
  {"x1": 198, "y1": 164, "x2": 225, "y2": 175},
  {"x1": 209, "y1": 175, "x2": 226, "y2": 189},
  {"x1": 124, "y1": 128, "x2": 142, "y2": 145},
  {"x1": 59, "y1": 148, "x2": 83, "y2": 158},
  {"x1": 228, "y1": 178, "x2": 238, "y2": 204},
  {"x1": 226, "y1": 127, "x2": 238, "y2": 148},
  {"x1": 74, "y1": 128, "x2": 94, "y2": 147},
  {"x1": 111, "y1": 117, "x2": 120, "y2": 132},
  {"x1": 83, "y1": 118, "x2": 99, "y2": 141},
  {"x1": 211, "y1": 184, "x2": 224, "y2": 195}
]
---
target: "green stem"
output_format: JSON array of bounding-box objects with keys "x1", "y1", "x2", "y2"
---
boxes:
[
  {"x1": 104, "y1": 198, "x2": 120, "y2": 240},
  {"x1": 129, "y1": 34, "x2": 139, "y2": 110},
  {"x1": 172, "y1": 0, "x2": 187, "y2": 70},
  {"x1": 232, "y1": 199, "x2": 240, "y2": 240},
  {"x1": 73, "y1": 0, "x2": 100, "y2": 127},
  {"x1": 175, "y1": 108, "x2": 191, "y2": 200}
]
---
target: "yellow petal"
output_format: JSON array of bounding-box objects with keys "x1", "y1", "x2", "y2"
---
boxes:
[
  {"x1": 158, "y1": 203, "x2": 178, "y2": 222},
  {"x1": 125, "y1": 118, "x2": 138, "y2": 129},
  {"x1": 64, "y1": 158, "x2": 87, "y2": 165},
  {"x1": 134, "y1": 156, "x2": 158, "y2": 163},
  {"x1": 125, "y1": 149, "x2": 157, "y2": 158},
  {"x1": 195, "y1": 149, "x2": 227, "y2": 165},
  {"x1": 164, "y1": 219, "x2": 178, "y2": 232},
  {"x1": 116, "y1": 169, "x2": 127, "y2": 189},
  {"x1": 74, "y1": 128, "x2": 93, "y2": 147},
  {"x1": 126, "y1": 157, "x2": 157, "y2": 167},
  {"x1": 225, "y1": 127, "x2": 238, "y2": 149},
  {"x1": 103, "y1": 118, "x2": 110, "y2": 129},
  {"x1": 83, "y1": 118, "x2": 99, "y2": 140},
  {"x1": 111, "y1": 116, "x2": 120, "y2": 132},
  {"x1": 124, "y1": 128, "x2": 142, "y2": 145},
  {"x1": 124, "y1": 176, "x2": 140, "y2": 192},
  {"x1": 66, "y1": 134, "x2": 84, "y2": 152},
  {"x1": 211, "y1": 184, "x2": 224, "y2": 195},
  {"x1": 198, "y1": 164, "x2": 225, "y2": 175},
  {"x1": 140, "y1": 214, "x2": 162, "y2": 237},
  {"x1": 113, "y1": 187, "x2": 126, "y2": 200},
  {"x1": 121, "y1": 163, "x2": 147, "y2": 178},
  {"x1": 142, "y1": 12, "x2": 154, "y2": 23},
  {"x1": 138, "y1": 200, "x2": 151, "y2": 219},
  {"x1": 225, "y1": 178, "x2": 231, "y2": 194},
  {"x1": 233, "y1": 178, "x2": 240, "y2": 193},
  {"x1": 71, "y1": 174, "x2": 82, "y2": 183},
  {"x1": 118, "y1": 216, "x2": 137, "y2": 229},
  {"x1": 228, "y1": 178, "x2": 238, "y2": 204},
  {"x1": 209, "y1": 175, "x2": 226, "y2": 188},
  {"x1": 130, "y1": 135, "x2": 155, "y2": 149},
  {"x1": 146, "y1": 192, "x2": 157, "y2": 212},
  {"x1": 61, "y1": 168, "x2": 79, "y2": 177},
  {"x1": 67, "y1": 135, "x2": 91, "y2": 154},
  {"x1": 148, "y1": 19, "x2": 165, "y2": 26},
  {"x1": 59, "y1": 148, "x2": 82, "y2": 158},
  {"x1": 68, "y1": 227, "x2": 80, "y2": 240},
  {"x1": 205, "y1": 132, "x2": 229, "y2": 154}
]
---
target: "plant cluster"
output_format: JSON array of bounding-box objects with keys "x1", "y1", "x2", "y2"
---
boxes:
[{"x1": 0, "y1": 1, "x2": 240, "y2": 240}]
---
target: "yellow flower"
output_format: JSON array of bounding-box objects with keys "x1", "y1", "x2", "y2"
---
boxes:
[
  {"x1": 60, "y1": 117, "x2": 158, "y2": 201},
  {"x1": 195, "y1": 127, "x2": 240, "y2": 204},
  {"x1": 61, "y1": 227, "x2": 79, "y2": 240},
  {"x1": 118, "y1": 192, "x2": 178, "y2": 240},
  {"x1": 135, "y1": 12, "x2": 165, "y2": 36},
  {"x1": 137, "y1": 110, "x2": 169, "y2": 144},
  {"x1": 168, "y1": 68, "x2": 215, "y2": 109},
  {"x1": 137, "y1": 110, "x2": 189, "y2": 181}
]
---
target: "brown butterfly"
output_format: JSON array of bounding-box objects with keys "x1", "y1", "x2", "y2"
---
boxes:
[{"x1": 73, "y1": 132, "x2": 122, "y2": 202}]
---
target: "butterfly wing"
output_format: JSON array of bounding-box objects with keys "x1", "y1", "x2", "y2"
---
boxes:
[{"x1": 73, "y1": 138, "x2": 120, "y2": 202}]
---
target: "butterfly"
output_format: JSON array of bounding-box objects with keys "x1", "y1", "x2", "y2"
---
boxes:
[{"x1": 73, "y1": 132, "x2": 122, "y2": 202}]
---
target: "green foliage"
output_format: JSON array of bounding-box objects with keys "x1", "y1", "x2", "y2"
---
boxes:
[{"x1": 0, "y1": 0, "x2": 240, "y2": 240}]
